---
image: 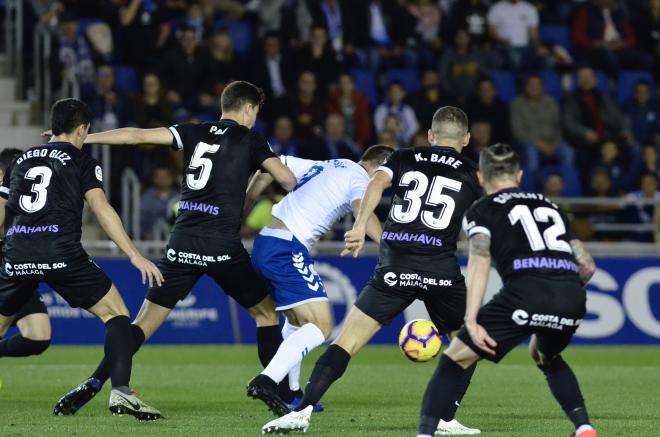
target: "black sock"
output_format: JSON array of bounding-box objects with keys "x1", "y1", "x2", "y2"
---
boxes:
[
  {"x1": 538, "y1": 355, "x2": 590, "y2": 428},
  {"x1": 103, "y1": 316, "x2": 134, "y2": 388},
  {"x1": 92, "y1": 324, "x2": 145, "y2": 384},
  {"x1": 442, "y1": 364, "x2": 476, "y2": 421},
  {"x1": 295, "y1": 345, "x2": 350, "y2": 411},
  {"x1": 0, "y1": 334, "x2": 50, "y2": 357},
  {"x1": 256, "y1": 325, "x2": 292, "y2": 401},
  {"x1": 419, "y1": 355, "x2": 468, "y2": 435}
]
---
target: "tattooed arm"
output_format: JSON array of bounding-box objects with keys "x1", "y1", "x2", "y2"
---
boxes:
[{"x1": 570, "y1": 239, "x2": 596, "y2": 284}]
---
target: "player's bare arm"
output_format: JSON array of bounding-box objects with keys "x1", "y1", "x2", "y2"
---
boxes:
[
  {"x1": 569, "y1": 239, "x2": 596, "y2": 284},
  {"x1": 0, "y1": 197, "x2": 6, "y2": 236},
  {"x1": 344, "y1": 170, "x2": 391, "y2": 257},
  {"x1": 261, "y1": 157, "x2": 297, "y2": 192},
  {"x1": 85, "y1": 188, "x2": 164, "y2": 287},
  {"x1": 244, "y1": 170, "x2": 275, "y2": 217},
  {"x1": 84, "y1": 127, "x2": 174, "y2": 146},
  {"x1": 465, "y1": 233, "x2": 497, "y2": 355},
  {"x1": 341, "y1": 199, "x2": 382, "y2": 258}
]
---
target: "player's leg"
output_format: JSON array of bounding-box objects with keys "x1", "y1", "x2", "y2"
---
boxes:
[
  {"x1": 0, "y1": 290, "x2": 51, "y2": 357},
  {"x1": 281, "y1": 318, "x2": 302, "y2": 392},
  {"x1": 0, "y1": 276, "x2": 43, "y2": 355}
]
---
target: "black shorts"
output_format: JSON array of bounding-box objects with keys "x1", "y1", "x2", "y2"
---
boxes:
[
  {"x1": 12, "y1": 289, "x2": 48, "y2": 324},
  {"x1": 458, "y1": 274, "x2": 586, "y2": 363},
  {"x1": 0, "y1": 256, "x2": 112, "y2": 316},
  {"x1": 354, "y1": 266, "x2": 466, "y2": 334},
  {"x1": 146, "y1": 235, "x2": 268, "y2": 310}
]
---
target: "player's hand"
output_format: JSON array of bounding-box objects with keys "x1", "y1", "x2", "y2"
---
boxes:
[
  {"x1": 342, "y1": 228, "x2": 365, "y2": 258},
  {"x1": 130, "y1": 254, "x2": 164, "y2": 288},
  {"x1": 466, "y1": 321, "x2": 497, "y2": 356}
]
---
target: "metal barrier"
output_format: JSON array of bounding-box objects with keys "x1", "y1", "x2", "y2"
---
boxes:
[
  {"x1": 120, "y1": 167, "x2": 141, "y2": 240},
  {"x1": 3, "y1": 0, "x2": 23, "y2": 96}
]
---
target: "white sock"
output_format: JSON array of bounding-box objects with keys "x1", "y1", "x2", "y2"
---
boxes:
[
  {"x1": 575, "y1": 424, "x2": 594, "y2": 435},
  {"x1": 282, "y1": 319, "x2": 301, "y2": 391},
  {"x1": 262, "y1": 323, "x2": 325, "y2": 384}
]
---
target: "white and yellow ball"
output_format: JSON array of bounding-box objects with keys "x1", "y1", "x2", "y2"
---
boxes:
[{"x1": 398, "y1": 319, "x2": 442, "y2": 362}]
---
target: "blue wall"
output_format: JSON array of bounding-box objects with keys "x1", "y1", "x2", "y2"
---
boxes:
[{"x1": 12, "y1": 256, "x2": 660, "y2": 345}]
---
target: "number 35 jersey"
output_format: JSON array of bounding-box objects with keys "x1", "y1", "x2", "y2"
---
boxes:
[
  {"x1": 169, "y1": 120, "x2": 276, "y2": 242},
  {"x1": 377, "y1": 146, "x2": 482, "y2": 273},
  {"x1": 463, "y1": 188, "x2": 580, "y2": 282},
  {"x1": 0, "y1": 142, "x2": 104, "y2": 262}
]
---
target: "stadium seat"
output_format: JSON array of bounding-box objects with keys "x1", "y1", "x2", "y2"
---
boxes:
[
  {"x1": 572, "y1": 70, "x2": 609, "y2": 94},
  {"x1": 539, "y1": 25, "x2": 572, "y2": 50},
  {"x1": 384, "y1": 68, "x2": 422, "y2": 94},
  {"x1": 214, "y1": 20, "x2": 253, "y2": 57},
  {"x1": 350, "y1": 68, "x2": 378, "y2": 108},
  {"x1": 617, "y1": 71, "x2": 656, "y2": 105},
  {"x1": 491, "y1": 70, "x2": 517, "y2": 103},
  {"x1": 541, "y1": 165, "x2": 582, "y2": 197},
  {"x1": 540, "y1": 70, "x2": 563, "y2": 101},
  {"x1": 112, "y1": 64, "x2": 139, "y2": 93},
  {"x1": 520, "y1": 165, "x2": 537, "y2": 192}
]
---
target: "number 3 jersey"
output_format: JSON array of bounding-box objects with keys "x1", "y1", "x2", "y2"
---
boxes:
[
  {"x1": 377, "y1": 146, "x2": 482, "y2": 273},
  {"x1": 463, "y1": 188, "x2": 580, "y2": 281},
  {"x1": 0, "y1": 142, "x2": 104, "y2": 262},
  {"x1": 169, "y1": 120, "x2": 276, "y2": 242}
]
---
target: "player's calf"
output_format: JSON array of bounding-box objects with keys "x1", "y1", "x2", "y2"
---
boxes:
[{"x1": 0, "y1": 334, "x2": 50, "y2": 357}]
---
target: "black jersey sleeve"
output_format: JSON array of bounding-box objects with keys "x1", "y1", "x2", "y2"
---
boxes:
[
  {"x1": 0, "y1": 163, "x2": 11, "y2": 200},
  {"x1": 377, "y1": 149, "x2": 403, "y2": 181},
  {"x1": 246, "y1": 130, "x2": 277, "y2": 171},
  {"x1": 80, "y1": 156, "x2": 105, "y2": 194},
  {"x1": 168, "y1": 123, "x2": 199, "y2": 152},
  {"x1": 462, "y1": 200, "x2": 491, "y2": 239}
]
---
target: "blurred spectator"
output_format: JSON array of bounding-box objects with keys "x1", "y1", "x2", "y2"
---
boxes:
[
  {"x1": 592, "y1": 140, "x2": 630, "y2": 194},
  {"x1": 250, "y1": 32, "x2": 294, "y2": 100},
  {"x1": 140, "y1": 166, "x2": 179, "y2": 240},
  {"x1": 466, "y1": 77, "x2": 510, "y2": 143},
  {"x1": 637, "y1": 145, "x2": 660, "y2": 180},
  {"x1": 303, "y1": 113, "x2": 362, "y2": 160},
  {"x1": 464, "y1": 120, "x2": 492, "y2": 162},
  {"x1": 589, "y1": 168, "x2": 615, "y2": 197},
  {"x1": 407, "y1": 0, "x2": 442, "y2": 67},
  {"x1": 510, "y1": 74, "x2": 574, "y2": 173},
  {"x1": 273, "y1": 71, "x2": 326, "y2": 141},
  {"x1": 409, "y1": 69, "x2": 456, "y2": 130},
  {"x1": 57, "y1": 11, "x2": 96, "y2": 98},
  {"x1": 183, "y1": 1, "x2": 207, "y2": 42},
  {"x1": 622, "y1": 80, "x2": 659, "y2": 147},
  {"x1": 158, "y1": 25, "x2": 211, "y2": 109},
  {"x1": 308, "y1": 0, "x2": 349, "y2": 53},
  {"x1": 205, "y1": 28, "x2": 245, "y2": 108},
  {"x1": 624, "y1": 173, "x2": 660, "y2": 241},
  {"x1": 241, "y1": 184, "x2": 284, "y2": 238},
  {"x1": 572, "y1": 0, "x2": 653, "y2": 77},
  {"x1": 269, "y1": 116, "x2": 299, "y2": 156},
  {"x1": 294, "y1": 26, "x2": 340, "y2": 93},
  {"x1": 131, "y1": 72, "x2": 176, "y2": 128},
  {"x1": 439, "y1": 29, "x2": 488, "y2": 104},
  {"x1": 117, "y1": 0, "x2": 169, "y2": 69},
  {"x1": 374, "y1": 81, "x2": 419, "y2": 146},
  {"x1": 563, "y1": 67, "x2": 633, "y2": 172},
  {"x1": 447, "y1": 0, "x2": 491, "y2": 48},
  {"x1": 327, "y1": 73, "x2": 372, "y2": 147},
  {"x1": 487, "y1": 0, "x2": 549, "y2": 71},
  {"x1": 378, "y1": 128, "x2": 398, "y2": 148},
  {"x1": 637, "y1": 0, "x2": 660, "y2": 77},
  {"x1": 89, "y1": 65, "x2": 128, "y2": 132},
  {"x1": 544, "y1": 172, "x2": 565, "y2": 198},
  {"x1": 411, "y1": 131, "x2": 428, "y2": 148}
]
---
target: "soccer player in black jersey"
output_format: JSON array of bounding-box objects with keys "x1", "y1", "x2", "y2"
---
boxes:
[
  {"x1": 54, "y1": 81, "x2": 298, "y2": 414},
  {"x1": 0, "y1": 148, "x2": 52, "y2": 358},
  {"x1": 0, "y1": 99, "x2": 164, "y2": 419},
  {"x1": 416, "y1": 143, "x2": 597, "y2": 437},
  {"x1": 262, "y1": 107, "x2": 481, "y2": 435}
]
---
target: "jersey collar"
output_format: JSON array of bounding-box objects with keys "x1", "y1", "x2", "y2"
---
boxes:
[
  {"x1": 494, "y1": 187, "x2": 522, "y2": 195},
  {"x1": 219, "y1": 119, "x2": 239, "y2": 126},
  {"x1": 430, "y1": 145, "x2": 457, "y2": 153},
  {"x1": 45, "y1": 141, "x2": 75, "y2": 148}
]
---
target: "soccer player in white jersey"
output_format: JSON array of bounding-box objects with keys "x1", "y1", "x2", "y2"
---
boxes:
[{"x1": 245, "y1": 145, "x2": 393, "y2": 415}]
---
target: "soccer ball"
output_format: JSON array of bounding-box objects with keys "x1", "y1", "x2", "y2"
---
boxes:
[{"x1": 398, "y1": 319, "x2": 442, "y2": 362}]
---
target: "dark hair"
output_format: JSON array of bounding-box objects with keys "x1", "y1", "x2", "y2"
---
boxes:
[
  {"x1": 431, "y1": 106, "x2": 469, "y2": 141},
  {"x1": 387, "y1": 80, "x2": 405, "y2": 90},
  {"x1": 50, "y1": 98, "x2": 91, "y2": 135},
  {"x1": 0, "y1": 148, "x2": 23, "y2": 172},
  {"x1": 640, "y1": 172, "x2": 658, "y2": 183},
  {"x1": 634, "y1": 79, "x2": 650, "y2": 88},
  {"x1": 545, "y1": 171, "x2": 564, "y2": 181},
  {"x1": 361, "y1": 144, "x2": 395, "y2": 166},
  {"x1": 479, "y1": 143, "x2": 521, "y2": 182},
  {"x1": 220, "y1": 80, "x2": 265, "y2": 112}
]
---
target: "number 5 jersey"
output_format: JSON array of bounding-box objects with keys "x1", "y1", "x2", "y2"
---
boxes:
[
  {"x1": 377, "y1": 146, "x2": 482, "y2": 273},
  {"x1": 1, "y1": 142, "x2": 104, "y2": 263}
]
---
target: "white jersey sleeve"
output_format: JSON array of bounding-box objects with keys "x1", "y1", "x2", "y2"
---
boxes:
[
  {"x1": 280, "y1": 155, "x2": 316, "y2": 179},
  {"x1": 348, "y1": 169, "x2": 369, "y2": 203}
]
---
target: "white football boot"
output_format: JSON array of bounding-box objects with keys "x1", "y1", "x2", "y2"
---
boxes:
[
  {"x1": 436, "y1": 419, "x2": 481, "y2": 435},
  {"x1": 109, "y1": 388, "x2": 162, "y2": 421},
  {"x1": 262, "y1": 405, "x2": 313, "y2": 434}
]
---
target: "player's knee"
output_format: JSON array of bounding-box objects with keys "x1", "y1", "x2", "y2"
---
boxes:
[
  {"x1": 314, "y1": 319, "x2": 333, "y2": 340},
  {"x1": 444, "y1": 339, "x2": 480, "y2": 369},
  {"x1": 28, "y1": 338, "x2": 51, "y2": 355}
]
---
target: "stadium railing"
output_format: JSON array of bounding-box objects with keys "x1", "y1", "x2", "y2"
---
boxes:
[{"x1": 3, "y1": 0, "x2": 23, "y2": 96}]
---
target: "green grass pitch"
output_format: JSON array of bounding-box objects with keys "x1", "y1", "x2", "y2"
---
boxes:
[{"x1": 1, "y1": 345, "x2": 658, "y2": 436}]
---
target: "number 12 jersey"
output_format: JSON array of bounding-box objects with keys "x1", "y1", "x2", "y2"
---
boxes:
[{"x1": 377, "y1": 146, "x2": 482, "y2": 273}]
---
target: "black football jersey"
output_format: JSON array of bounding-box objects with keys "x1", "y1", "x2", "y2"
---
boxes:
[
  {"x1": 0, "y1": 142, "x2": 104, "y2": 262},
  {"x1": 168, "y1": 120, "x2": 276, "y2": 241},
  {"x1": 377, "y1": 146, "x2": 482, "y2": 273},
  {"x1": 463, "y1": 188, "x2": 580, "y2": 281}
]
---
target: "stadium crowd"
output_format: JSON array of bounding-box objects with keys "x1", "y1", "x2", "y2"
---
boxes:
[{"x1": 23, "y1": 0, "x2": 660, "y2": 242}]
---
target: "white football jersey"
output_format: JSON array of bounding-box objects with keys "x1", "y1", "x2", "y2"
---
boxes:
[{"x1": 272, "y1": 155, "x2": 370, "y2": 250}]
